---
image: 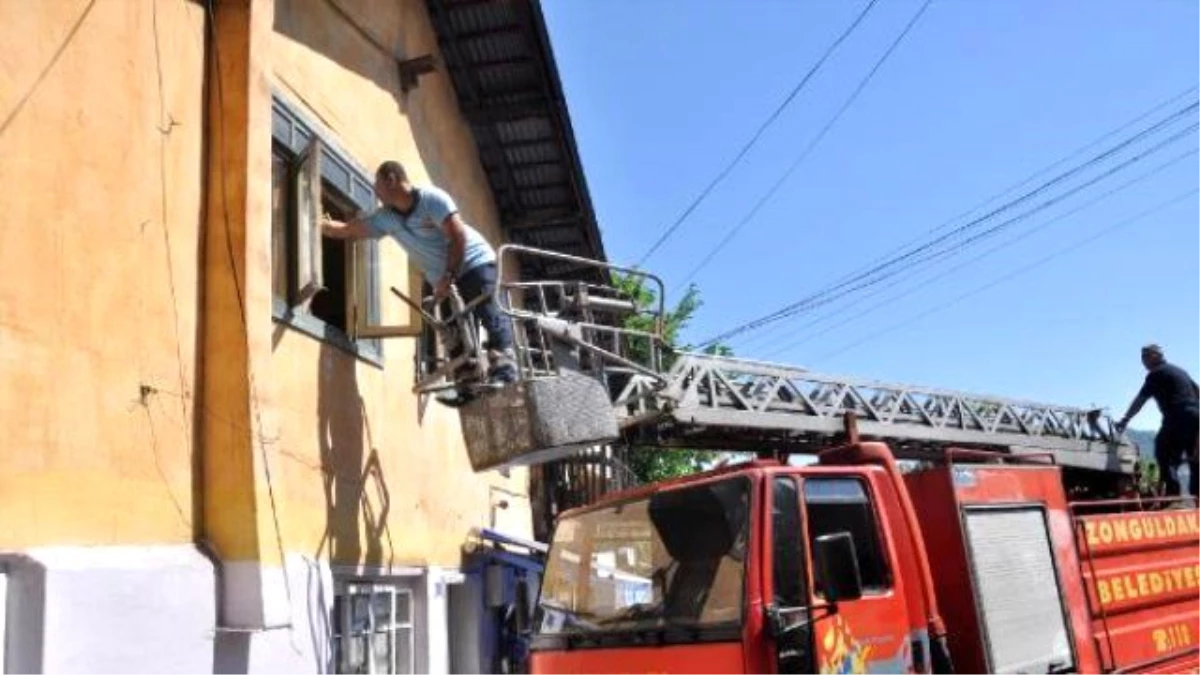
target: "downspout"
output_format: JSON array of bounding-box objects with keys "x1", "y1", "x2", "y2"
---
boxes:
[
  {"x1": 194, "y1": 0, "x2": 223, "y2": 614},
  {"x1": 819, "y1": 438, "x2": 954, "y2": 673}
]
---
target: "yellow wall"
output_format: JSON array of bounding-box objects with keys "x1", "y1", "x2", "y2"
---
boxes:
[
  {"x1": 0, "y1": 0, "x2": 530, "y2": 568},
  {"x1": 266, "y1": 0, "x2": 532, "y2": 568},
  {"x1": 0, "y1": 0, "x2": 206, "y2": 548}
]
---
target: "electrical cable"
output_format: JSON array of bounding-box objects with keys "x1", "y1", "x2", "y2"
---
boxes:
[
  {"x1": 678, "y1": 0, "x2": 934, "y2": 287},
  {"x1": 724, "y1": 78, "x2": 1200, "y2": 348},
  {"x1": 806, "y1": 183, "x2": 1200, "y2": 362},
  {"x1": 753, "y1": 144, "x2": 1200, "y2": 357},
  {"x1": 700, "y1": 96, "x2": 1200, "y2": 345},
  {"x1": 636, "y1": 0, "x2": 881, "y2": 266}
]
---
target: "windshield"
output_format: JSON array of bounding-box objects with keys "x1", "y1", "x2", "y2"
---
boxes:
[{"x1": 535, "y1": 477, "x2": 751, "y2": 637}]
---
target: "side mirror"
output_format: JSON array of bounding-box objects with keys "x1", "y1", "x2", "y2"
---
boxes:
[{"x1": 814, "y1": 532, "x2": 863, "y2": 603}]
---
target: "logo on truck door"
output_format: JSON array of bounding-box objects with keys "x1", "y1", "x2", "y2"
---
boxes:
[{"x1": 819, "y1": 615, "x2": 874, "y2": 674}]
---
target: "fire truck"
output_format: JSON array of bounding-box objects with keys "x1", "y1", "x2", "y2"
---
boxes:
[{"x1": 401, "y1": 246, "x2": 1199, "y2": 673}]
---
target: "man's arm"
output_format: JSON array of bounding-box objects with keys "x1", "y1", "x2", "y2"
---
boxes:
[
  {"x1": 322, "y1": 214, "x2": 373, "y2": 240},
  {"x1": 1116, "y1": 379, "x2": 1153, "y2": 431},
  {"x1": 434, "y1": 213, "x2": 468, "y2": 298}
]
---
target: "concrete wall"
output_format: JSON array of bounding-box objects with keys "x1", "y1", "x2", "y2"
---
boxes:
[
  {"x1": 0, "y1": 0, "x2": 206, "y2": 548},
  {"x1": 3, "y1": 546, "x2": 216, "y2": 674}
]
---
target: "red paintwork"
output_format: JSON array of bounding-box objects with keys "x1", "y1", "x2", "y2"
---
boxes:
[
  {"x1": 773, "y1": 462, "x2": 924, "y2": 674},
  {"x1": 532, "y1": 445, "x2": 1200, "y2": 674},
  {"x1": 530, "y1": 643, "x2": 746, "y2": 674},
  {"x1": 1074, "y1": 508, "x2": 1200, "y2": 671},
  {"x1": 905, "y1": 463, "x2": 1104, "y2": 673}
]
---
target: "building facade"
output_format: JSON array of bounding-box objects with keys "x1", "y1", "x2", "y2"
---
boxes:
[{"x1": 0, "y1": 0, "x2": 606, "y2": 672}]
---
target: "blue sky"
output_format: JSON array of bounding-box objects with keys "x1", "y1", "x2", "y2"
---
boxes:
[{"x1": 541, "y1": 0, "x2": 1199, "y2": 431}]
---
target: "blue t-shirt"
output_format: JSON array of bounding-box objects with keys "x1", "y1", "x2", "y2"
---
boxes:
[{"x1": 363, "y1": 186, "x2": 496, "y2": 282}]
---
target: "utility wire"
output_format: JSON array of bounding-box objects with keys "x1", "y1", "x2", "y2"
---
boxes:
[
  {"x1": 810, "y1": 188, "x2": 1199, "y2": 363},
  {"x1": 726, "y1": 121, "x2": 1198, "y2": 346},
  {"x1": 753, "y1": 147, "x2": 1198, "y2": 359},
  {"x1": 732, "y1": 84, "x2": 1199, "y2": 351},
  {"x1": 697, "y1": 101, "x2": 1199, "y2": 348},
  {"x1": 678, "y1": 0, "x2": 933, "y2": 287},
  {"x1": 636, "y1": 0, "x2": 881, "y2": 266}
]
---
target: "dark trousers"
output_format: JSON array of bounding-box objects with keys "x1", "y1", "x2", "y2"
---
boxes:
[
  {"x1": 438, "y1": 263, "x2": 513, "y2": 354},
  {"x1": 1156, "y1": 407, "x2": 1199, "y2": 496}
]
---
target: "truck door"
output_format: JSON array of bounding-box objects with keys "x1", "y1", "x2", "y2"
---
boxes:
[{"x1": 801, "y1": 476, "x2": 913, "y2": 674}]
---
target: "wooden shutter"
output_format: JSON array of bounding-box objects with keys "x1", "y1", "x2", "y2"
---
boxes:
[{"x1": 294, "y1": 137, "x2": 324, "y2": 304}]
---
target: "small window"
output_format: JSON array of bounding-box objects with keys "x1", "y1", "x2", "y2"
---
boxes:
[
  {"x1": 772, "y1": 477, "x2": 806, "y2": 607},
  {"x1": 804, "y1": 478, "x2": 890, "y2": 593},
  {"x1": 332, "y1": 583, "x2": 415, "y2": 674},
  {"x1": 271, "y1": 96, "x2": 382, "y2": 360}
]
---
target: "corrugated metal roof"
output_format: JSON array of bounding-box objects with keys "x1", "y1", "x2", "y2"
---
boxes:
[{"x1": 426, "y1": 0, "x2": 606, "y2": 283}]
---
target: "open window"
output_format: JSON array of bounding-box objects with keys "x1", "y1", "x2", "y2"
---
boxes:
[{"x1": 271, "y1": 94, "x2": 384, "y2": 361}]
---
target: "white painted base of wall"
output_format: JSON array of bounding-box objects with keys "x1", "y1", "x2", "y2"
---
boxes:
[
  {"x1": 1, "y1": 546, "x2": 462, "y2": 675},
  {"x1": 3, "y1": 545, "x2": 216, "y2": 674}
]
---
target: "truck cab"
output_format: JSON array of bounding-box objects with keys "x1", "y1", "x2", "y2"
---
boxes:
[
  {"x1": 528, "y1": 443, "x2": 1199, "y2": 674},
  {"x1": 529, "y1": 445, "x2": 939, "y2": 673}
]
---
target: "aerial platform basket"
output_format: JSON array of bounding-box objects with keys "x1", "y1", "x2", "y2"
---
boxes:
[
  {"x1": 459, "y1": 371, "x2": 619, "y2": 472},
  {"x1": 457, "y1": 245, "x2": 668, "y2": 472}
]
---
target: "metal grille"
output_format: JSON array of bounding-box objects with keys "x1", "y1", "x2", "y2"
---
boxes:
[{"x1": 964, "y1": 507, "x2": 1074, "y2": 674}]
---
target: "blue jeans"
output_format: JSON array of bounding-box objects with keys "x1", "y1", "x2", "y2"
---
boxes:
[{"x1": 443, "y1": 263, "x2": 513, "y2": 353}]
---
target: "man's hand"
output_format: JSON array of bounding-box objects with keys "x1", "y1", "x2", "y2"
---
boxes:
[
  {"x1": 322, "y1": 214, "x2": 372, "y2": 239},
  {"x1": 433, "y1": 274, "x2": 453, "y2": 301},
  {"x1": 1114, "y1": 419, "x2": 1128, "y2": 435}
]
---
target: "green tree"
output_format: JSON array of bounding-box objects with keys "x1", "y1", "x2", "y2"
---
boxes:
[{"x1": 614, "y1": 272, "x2": 727, "y2": 484}]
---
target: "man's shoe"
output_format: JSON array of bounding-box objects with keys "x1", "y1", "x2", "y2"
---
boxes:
[
  {"x1": 435, "y1": 387, "x2": 477, "y2": 408},
  {"x1": 487, "y1": 364, "x2": 518, "y2": 386},
  {"x1": 487, "y1": 349, "x2": 519, "y2": 386}
]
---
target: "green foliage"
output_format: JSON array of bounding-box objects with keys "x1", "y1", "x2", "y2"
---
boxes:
[
  {"x1": 1136, "y1": 457, "x2": 1161, "y2": 495},
  {"x1": 613, "y1": 272, "x2": 728, "y2": 485},
  {"x1": 625, "y1": 449, "x2": 715, "y2": 485}
]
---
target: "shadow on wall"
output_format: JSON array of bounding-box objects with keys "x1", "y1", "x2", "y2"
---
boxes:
[
  {"x1": 315, "y1": 343, "x2": 395, "y2": 569},
  {"x1": 274, "y1": 0, "x2": 460, "y2": 416}
]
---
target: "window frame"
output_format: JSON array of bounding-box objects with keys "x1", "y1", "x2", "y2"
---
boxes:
[
  {"x1": 801, "y1": 476, "x2": 893, "y2": 596},
  {"x1": 770, "y1": 475, "x2": 807, "y2": 608},
  {"x1": 271, "y1": 92, "x2": 384, "y2": 366},
  {"x1": 332, "y1": 582, "x2": 416, "y2": 675}
]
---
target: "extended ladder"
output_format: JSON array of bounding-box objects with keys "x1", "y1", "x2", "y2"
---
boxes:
[{"x1": 422, "y1": 245, "x2": 1135, "y2": 476}]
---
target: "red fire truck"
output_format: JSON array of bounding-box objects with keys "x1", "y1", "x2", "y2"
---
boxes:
[
  {"x1": 527, "y1": 441, "x2": 1199, "y2": 674},
  {"x1": 415, "y1": 246, "x2": 1198, "y2": 673}
]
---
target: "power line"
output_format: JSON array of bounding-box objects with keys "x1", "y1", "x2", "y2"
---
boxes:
[
  {"x1": 731, "y1": 84, "x2": 1199, "y2": 352},
  {"x1": 636, "y1": 0, "x2": 881, "y2": 267},
  {"x1": 678, "y1": 0, "x2": 933, "y2": 287},
  {"x1": 752, "y1": 147, "x2": 1199, "y2": 359},
  {"x1": 809, "y1": 188, "x2": 1199, "y2": 364},
  {"x1": 729, "y1": 120, "x2": 1197, "y2": 345},
  {"x1": 697, "y1": 101, "x2": 1199, "y2": 348}
]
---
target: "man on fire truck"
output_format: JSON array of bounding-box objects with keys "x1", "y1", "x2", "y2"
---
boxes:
[{"x1": 1115, "y1": 343, "x2": 1199, "y2": 497}]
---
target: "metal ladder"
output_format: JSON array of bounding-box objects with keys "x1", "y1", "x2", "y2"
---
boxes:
[{"x1": 491, "y1": 245, "x2": 1136, "y2": 476}]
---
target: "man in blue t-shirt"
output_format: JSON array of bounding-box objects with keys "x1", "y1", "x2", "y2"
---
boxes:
[
  {"x1": 1115, "y1": 344, "x2": 1199, "y2": 497},
  {"x1": 322, "y1": 160, "x2": 517, "y2": 386}
]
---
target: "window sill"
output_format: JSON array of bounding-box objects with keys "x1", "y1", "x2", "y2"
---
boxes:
[{"x1": 272, "y1": 297, "x2": 384, "y2": 369}]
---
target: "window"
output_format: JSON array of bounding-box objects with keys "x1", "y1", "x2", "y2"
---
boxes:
[
  {"x1": 332, "y1": 583, "x2": 415, "y2": 674},
  {"x1": 537, "y1": 477, "x2": 750, "y2": 638},
  {"x1": 271, "y1": 94, "x2": 383, "y2": 362},
  {"x1": 804, "y1": 478, "x2": 890, "y2": 593},
  {"x1": 772, "y1": 477, "x2": 806, "y2": 607}
]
